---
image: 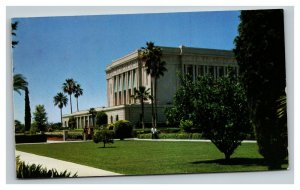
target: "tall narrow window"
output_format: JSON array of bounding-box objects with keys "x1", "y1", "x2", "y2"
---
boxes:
[
  {"x1": 114, "y1": 76, "x2": 117, "y2": 93},
  {"x1": 186, "y1": 65, "x2": 193, "y2": 76}
]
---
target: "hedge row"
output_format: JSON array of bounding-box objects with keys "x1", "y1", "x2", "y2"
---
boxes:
[
  {"x1": 15, "y1": 134, "x2": 47, "y2": 144},
  {"x1": 137, "y1": 133, "x2": 204, "y2": 140}
]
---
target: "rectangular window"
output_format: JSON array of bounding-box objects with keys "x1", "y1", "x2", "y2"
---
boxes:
[
  {"x1": 187, "y1": 65, "x2": 193, "y2": 76},
  {"x1": 114, "y1": 76, "x2": 117, "y2": 93},
  {"x1": 128, "y1": 89, "x2": 132, "y2": 103},
  {"x1": 124, "y1": 91, "x2": 126, "y2": 105}
]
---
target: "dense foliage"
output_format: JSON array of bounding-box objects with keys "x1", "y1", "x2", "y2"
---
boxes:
[
  {"x1": 234, "y1": 9, "x2": 288, "y2": 169},
  {"x1": 93, "y1": 127, "x2": 114, "y2": 148},
  {"x1": 15, "y1": 134, "x2": 47, "y2": 144},
  {"x1": 169, "y1": 74, "x2": 251, "y2": 160},
  {"x1": 113, "y1": 120, "x2": 133, "y2": 140},
  {"x1": 33, "y1": 104, "x2": 48, "y2": 132},
  {"x1": 16, "y1": 156, "x2": 77, "y2": 178},
  {"x1": 68, "y1": 116, "x2": 76, "y2": 129},
  {"x1": 24, "y1": 87, "x2": 31, "y2": 131},
  {"x1": 96, "y1": 111, "x2": 108, "y2": 127},
  {"x1": 15, "y1": 120, "x2": 25, "y2": 133}
]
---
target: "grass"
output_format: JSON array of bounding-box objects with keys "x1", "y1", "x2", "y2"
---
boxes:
[{"x1": 16, "y1": 140, "x2": 288, "y2": 175}]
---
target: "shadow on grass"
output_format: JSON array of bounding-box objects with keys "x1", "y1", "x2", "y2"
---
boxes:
[
  {"x1": 97, "y1": 146, "x2": 116, "y2": 149},
  {"x1": 191, "y1": 158, "x2": 268, "y2": 166}
]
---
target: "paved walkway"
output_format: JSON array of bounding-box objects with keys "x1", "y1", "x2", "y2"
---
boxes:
[{"x1": 15, "y1": 150, "x2": 122, "y2": 177}]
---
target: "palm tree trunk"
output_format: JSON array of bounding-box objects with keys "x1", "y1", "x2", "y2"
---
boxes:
[
  {"x1": 76, "y1": 97, "x2": 79, "y2": 112},
  {"x1": 69, "y1": 94, "x2": 72, "y2": 113},
  {"x1": 150, "y1": 78, "x2": 155, "y2": 128},
  {"x1": 141, "y1": 98, "x2": 145, "y2": 130},
  {"x1": 154, "y1": 78, "x2": 158, "y2": 128},
  {"x1": 60, "y1": 108, "x2": 62, "y2": 127}
]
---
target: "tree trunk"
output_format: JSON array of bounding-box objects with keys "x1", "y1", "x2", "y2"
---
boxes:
[
  {"x1": 60, "y1": 108, "x2": 62, "y2": 127},
  {"x1": 76, "y1": 97, "x2": 79, "y2": 112},
  {"x1": 150, "y1": 78, "x2": 155, "y2": 128},
  {"x1": 154, "y1": 78, "x2": 158, "y2": 128},
  {"x1": 141, "y1": 98, "x2": 145, "y2": 130},
  {"x1": 225, "y1": 153, "x2": 231, "y2": 162},
  {"x1": 69, "y1": 94, "x2": 73, "y2": 113}
]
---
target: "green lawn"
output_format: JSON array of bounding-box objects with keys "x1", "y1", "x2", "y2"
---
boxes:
[{"x1": 16, "y1": 140, "x2": 287, "y2": 175}]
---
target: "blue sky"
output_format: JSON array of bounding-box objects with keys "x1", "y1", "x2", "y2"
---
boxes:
[{"x1": 12, "y1": 10, "x2": 240, "y2": 123}]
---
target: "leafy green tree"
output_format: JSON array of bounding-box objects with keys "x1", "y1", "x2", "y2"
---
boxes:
[
  {"x1": 194, "y1": 75, "x2": 251, "y2": 161},
  {"x1": 170, "y1": 74, "x2": 251, "y2": 161},
  {"x1": 24, "y1": 87, "x2": 31, "y2": 131},
  {"x1": 11, "y1": 21, "x2": 18, "y2": 48},
  {"x1": 131, "y1": 86, "x2": 150, "y2": 129},
  {"x1": 13, "y1": 74, "x2": 28, "y2": 95},
  {"x1": 89, "y1": 108, "x2": 97, "y2": 127},
  {"x1": 33, "y1": 105, "x2": 48, "y2": 132},
  {"x1": 164, "y1": 107, "x2": 180, "y2": 127},
  {"x1": 68, "y1": 116, "x2": 76, "y2": 129},
  {"x1": 62, "y1": 78, "x2": 76, "y2": 113},
  {"x1": 140, "y1": 42, "x2": 167, "y2": 128},
  {"x1": 15, "y1": 120, "x2": 24, "y2": 133},
  {"x1": 234, "y1": 9, "x2": 288, "y2": 169},
  {"x1": 53, "y1": 92, "x2": 68, "y2": 127},
  {"x1": 96, "y1": 111, "x2": 108, "y2": 127},
  {"x1": 74, "y1": 84, "x2": 83, "y2": 112},
  {"x1": 93, "y1": 127, "x2": 114, "y2": 148}
]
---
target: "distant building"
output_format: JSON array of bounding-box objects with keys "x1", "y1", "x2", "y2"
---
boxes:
[{"x1": 62, "y1": 46, "x2": 237, "y2": 128}]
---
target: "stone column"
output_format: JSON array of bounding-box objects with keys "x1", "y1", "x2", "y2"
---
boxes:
[{"x1": 87, "y1": 115, "x2": 90, "y2": 127}]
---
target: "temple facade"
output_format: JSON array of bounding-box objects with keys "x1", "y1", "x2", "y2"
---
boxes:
[{"x1": 62, "y1": 46, "x2": 237, "y2": 128}]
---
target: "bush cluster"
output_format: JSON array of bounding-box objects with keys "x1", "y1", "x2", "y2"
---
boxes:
[
  {"x1": 137, "y1": 133, "x2": 203, "y2": 140},
  {"x1": 93, "y1": 127, "x2": 114, "y2": 148},
  {"x1": 16, "y1": 156, "x2": 77, "y2": 178},
  {"x1": 113, "y1": 120, "x2": 133, "y2": 140}
]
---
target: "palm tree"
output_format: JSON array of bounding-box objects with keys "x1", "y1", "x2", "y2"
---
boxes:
[
  {"x1": 53, "y1": 92, "x2": 68, "y2": 127},
  {"x1": 62, "y1": 78, "x2": 76, "y2": 113},
  {"x1": 74, "y1": 83, "x2": 83, "y2": 112},
  {"x1": 89, "y1": 108, "x2": 97, "y2": 127},
  {"x1": 131, "y1": 86, "x2": 150, "y2": 129},
  {"x1": 13, "y1": 73, "x2": 28, "y2": 95},
  {"x1": 140, "y1": 42, "x2": 167, "y2": 128},
  {"x1": 11, "y1": 21, "x2": 18, "y2": 48}
]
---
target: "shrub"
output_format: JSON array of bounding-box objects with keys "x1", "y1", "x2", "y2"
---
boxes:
[
  {"x1": 137, "y1": 133, "x2": 203, "y2": 140},
  {"x1": 96, "y1": 111, "x2": 108, "y2": 127},
  {"x1": 15, "y1": 134, "x2": 47, "y2": 144},
  {"x1": 29, "y1": 125, "x2": 39, "y2": 135},
  {"x1": 114, "y1": 120, "x2": 133, "y2": 140},
  {"x1": 15, "y1": 120, "x2": 25, "y2": 133},
  {"x1": 179, "y1": 120, "x2": 193, "y2": 133},
  {"x1": 67, "y1": 133, "x2": 83, "y2": 140},
  {"x1": 93, "y1": 127, "x2": 114, "y2": 148},
  {"x1": 16, "y1": 156, "x2": 77, "y2": 178}
]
